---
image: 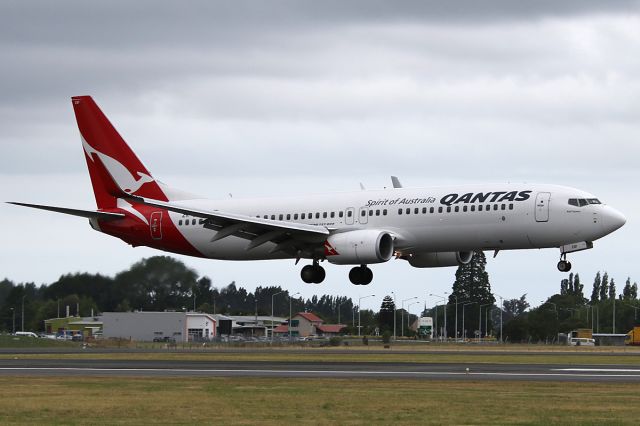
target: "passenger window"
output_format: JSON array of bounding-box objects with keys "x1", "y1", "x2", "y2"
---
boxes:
[
  {"x1": 446, "y1": 206, "x2": 451, "y2": 213},
  {"x1": 422, "y1": 207, "x2": 426, "y2": 214},
  {"x1": 330, "y1": 212, "x2": 335, "y2": 218},
  {"x1": 430, "y1": 207, "x2": 434, "y2": 214},
  {"x1": 369, "y1": 210, "x2": 373, "y2": 216},
  {"x1": 501, "y1": 204, "x2": 506, "y2": 210},
  {"x1": 398, "y1": 208, "x2": 403, "y2": 215},
  {"x1": 286, "y1": 214, "x2": 291, "y2": 220},
  {"x1": 271, "y1": 215, "x2": 275, "y2": 220},
  {"x1": 316, "y1": 213, "x2": 320, "y2": 219},
  {"x1": 376, "y1": 209, "x2": 380, "y2": 216},
  {"x1": 323, "y1": 212, "x2": 328, "y2": 218},
  {"x1": 463, "y1": 206, "x2": 467, "y2": 212},
  {"x1": 360, "y1": 210, "x2": 365, "y2": 217},
  {"x1": 383, "y1": 209, "x2": 387, "y2": 216},
  {"x1": 294, "y1": 214, "x2": 298, "y2": 220},
  {"x1": 479, "y1": 205, "x2": 483, "y2": 212},
  {"x1": 508, "y1": 204, "x2": 514, "y2": 210},
  {"x1": 192, "y1": 219, "x2": 196, "y2": 225},
  {"x1": 347, "y1": 210, "x2": 352, "y2": 217},
  {"x1": 568, "y1": 198, "x2": 579, "y2": 207},
  {"x1": 279, "y1": 214, "x2": 284, "y2": 220},
  {"x1": 263, "y1": 215, "x2": 268, "y2": 219},
  {"x1": 471, "y1": 205, "x2": 475, "y2": 212},
  {"x1": 493, "y1": 205, "x2": 498, "y2": 211},
  {"x1": 454, "y1": 206, "x2": 459, "y2": 212},
  {"x1": 339, "y1": 211, "x2": 343, "y2": 218},
  {"x1": 301, "y1": 213, "x2": 306, "y2": 219},
  {"x1": 406, "y1": 208, "x2": 411, "y2": 214},
  {"x1": 178, "y1": 220, "x2": 182, "y2": 226},
  {"x1": 438, "y1": 207, "x2": 443, "y2": 213}
]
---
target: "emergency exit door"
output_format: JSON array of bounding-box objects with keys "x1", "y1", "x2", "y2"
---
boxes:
[
  {"x1": 535, "y1": 192, "x2": 550, "y2": 222},
  {"x1": 150, "y1": 211, "x2": 163, "y2": 239}
]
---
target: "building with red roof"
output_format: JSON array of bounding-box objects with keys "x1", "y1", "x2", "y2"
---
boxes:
[{"x1": 273, "y1": 312, "x2": 346, "y2": 337}]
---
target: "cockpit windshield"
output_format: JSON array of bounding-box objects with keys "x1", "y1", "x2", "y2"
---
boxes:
[{"x1": 568, "y1": 198, "x2": 601, "y2": 207}]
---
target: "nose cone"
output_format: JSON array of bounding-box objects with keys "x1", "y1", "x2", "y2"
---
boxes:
[{"x1": 603, "y1": 207, "x2": 626, "y2": 235}]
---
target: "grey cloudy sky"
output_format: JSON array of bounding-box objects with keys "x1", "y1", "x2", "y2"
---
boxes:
[{"x1": 1, "y1": 1, "x2": 639, "y2": 312}]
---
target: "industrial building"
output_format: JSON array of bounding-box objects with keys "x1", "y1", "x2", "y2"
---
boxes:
[{"x1": 102, "y1": 311, "x2": 216, "y2": 342}]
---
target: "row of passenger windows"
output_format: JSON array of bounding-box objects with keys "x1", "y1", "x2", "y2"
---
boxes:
[
  {"x1": 177, "y1": 203, "x2": 515, "y2": 226},
  {"x1": 398, "y1": 203, "x2": 514, "y2": 214},
  {"x1": 568, "y1": 198, "x2": 601, "y2": 207}
]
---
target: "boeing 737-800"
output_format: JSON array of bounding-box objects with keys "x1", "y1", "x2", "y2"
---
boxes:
[{"x1": 9, "y1": 96, "x2": 626, "y2": 285}]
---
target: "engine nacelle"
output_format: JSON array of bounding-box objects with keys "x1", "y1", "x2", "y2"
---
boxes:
[
  {"x1": 407, "y1": 251, "x2": 473, "y2": 268},
  {"x1": 325, "y1": 230, "x2": 394, "y2": 265}
]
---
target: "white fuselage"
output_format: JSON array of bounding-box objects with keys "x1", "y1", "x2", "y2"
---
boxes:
[{"x1": 166, "y1": 183, "x2": 625, "y2": 261}]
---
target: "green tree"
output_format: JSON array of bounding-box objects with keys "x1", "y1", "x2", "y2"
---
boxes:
[
  {"x1": 449, "y1": 251, "x2": 495, "y2": 337},
  {"x1": 622, "y1": 278, "x2": 632, "y2": 301},
  {"x1": 632, "y1": 282, "x2": 638, "y2": 300},
  {"x1": 591, "y1": 272, "x2": 601, "y2": 303},
  {"x1": 378, "y1": 295, "x2": 395, "y2": 332},
  {"x1": 609, "y1": 278, "x2": 616, "y2": 300},
  {"x1": 600, "y1": 272, "x2": 609, "y2": 301},
  {"x1": 503, "y1": 294, "x2": 529, "y2": 320},
  {"x1": 573, "y1": 274, "x2": 584, "y2": 300}
]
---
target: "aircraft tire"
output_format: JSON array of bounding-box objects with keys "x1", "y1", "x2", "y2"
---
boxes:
[
  {"x1": 301, "y1": 265, "x2": 316, "y2": 283},
  {"x1": 313, "y1": 265, "x2": 326, "y2": 284}
]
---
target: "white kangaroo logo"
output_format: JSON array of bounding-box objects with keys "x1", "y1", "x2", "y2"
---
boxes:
[{"x1": 82, "y1": 138, "x2": 154, "y2": 193}]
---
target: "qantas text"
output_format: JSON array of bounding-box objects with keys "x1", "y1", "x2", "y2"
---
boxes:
[{"x1": 440, "y1": 190, "x2": 532, "y2": 206}]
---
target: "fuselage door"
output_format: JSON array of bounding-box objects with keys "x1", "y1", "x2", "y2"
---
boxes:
[
  {"x1": 345, "y1": 207, "x2": 355, "y2": 225},
  {"x1": 358, "y1": 207, "x2": 368, "y2": 224},
  {"x1": 150, "y1": 211, "x2": 163, "y2": 239},
  {"x1": 535, "y1": 192, "x2": 551, "y2": 222}
]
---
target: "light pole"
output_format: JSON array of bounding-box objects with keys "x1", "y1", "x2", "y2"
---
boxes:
[
  {"x1": 271, "y1": 290, "x2": 285, "y2": 343},
  {"x1": 430, "y1": 294, "x2": 446, "y2": 341},
  {"x1": 391, "y1": 291, "x2": 396, "y2": 341},
  {"x1": 479, "y1": 303, "x2": 492, "y2": 342},
  {"x1": 21, "y1": 295, "x2": 26, "y2": 332},
  {"x1": 358, "y1": 294, "x2": 375, "y2": 337},
  {"x1": 408, "y1": 301, "x2": 420, "y2": 333},
  {"x1": 10, "y1": 308, "x2": 15, "y2": 334},
  {"x1": 289, "y1": 292, "x2": 300, "y2": 340},
  {"x1": 462, "y1": 302, "x2": 475, "y2": 341},
  {"x1": 401, "y1": 297, "x2": 418, "y2": 337},
  {"x1": 495, "y1": 293, "x2": 505, "y2": 343},
  {"x1": 613, "y1": 297, "x2": 616, "y2": 334}
]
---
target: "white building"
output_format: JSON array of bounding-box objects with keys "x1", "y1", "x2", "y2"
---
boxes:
[{"x1": 102, "y1": 311, "x2": 216, "y2": 343}]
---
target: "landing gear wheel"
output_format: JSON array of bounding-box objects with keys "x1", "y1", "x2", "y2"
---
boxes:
[
  {"x1": 557, "y1": 260, "x2": 572, "y2": 272},
  {"x1": 301, "y1": 263, "x2": 326, "y2": 284},
  {"x1": 349, "y1": 265, "x2": 373, "y2": 285},
  {"x1": 301, "y1": 265, "x2": 315, "y2": 283}
]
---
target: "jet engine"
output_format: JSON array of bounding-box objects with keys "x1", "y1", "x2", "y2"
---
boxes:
[
  {"x1": 325, "y1": 230, "x2": 394, "y2": 265},
  {"x1": 407, "y1": 251, "x2": 473, "y2": 268}
]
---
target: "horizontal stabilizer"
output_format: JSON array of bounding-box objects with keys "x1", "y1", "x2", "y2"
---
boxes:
[{"x1": 7, "y1": 202, "x2": 125, "y2": 221}]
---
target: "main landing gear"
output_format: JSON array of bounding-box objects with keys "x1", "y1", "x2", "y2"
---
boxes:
[
  {"x1": 301, "y1": 261, "x2": 326, "y2": 284},
  {"x1": 557, "y1": 253, "x2": 572, "y2": 272},
  {"x1": 349, "y1": 265, "x2": 373, "y2": 285}
]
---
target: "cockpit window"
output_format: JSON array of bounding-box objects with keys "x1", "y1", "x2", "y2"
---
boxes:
[{"x1": 569, "y1": 198, "x2": 601, "y2": 207}]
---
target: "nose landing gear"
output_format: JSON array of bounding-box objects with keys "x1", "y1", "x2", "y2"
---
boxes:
[
  {"x1": 557, "y1": 253, "x2": 572, "y2": 272},
  {"x1": 349, "y1": 265, "x2": 373, "y2": 285},
  {"x1": 301, "y1": 260, "x2": 326, "y2": 284}
]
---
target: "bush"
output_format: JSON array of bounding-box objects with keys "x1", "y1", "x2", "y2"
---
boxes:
[
  {"x1": 382, "y1": 330, "x2": 391, "y2": 344},
  {"x1": 329, "y1": 336, "x2": 342, "y2": 346}
]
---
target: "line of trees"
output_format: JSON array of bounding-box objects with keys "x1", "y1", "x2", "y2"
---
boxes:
[{"x1": 1, "y1": 254, "x2": 637, "y2": 339}]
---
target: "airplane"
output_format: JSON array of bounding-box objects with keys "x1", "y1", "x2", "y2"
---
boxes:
[{"x1": 8, "y1": 96, "x2": 627, "y2": 285}]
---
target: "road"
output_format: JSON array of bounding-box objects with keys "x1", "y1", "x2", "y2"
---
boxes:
[{"x1": 1, "y1": 358, "x2": 640, "y2": 382}]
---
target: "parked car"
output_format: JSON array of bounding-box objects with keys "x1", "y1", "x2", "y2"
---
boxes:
[{"x1": 14, "y1": 332, "x2": 39, "y2": 338}]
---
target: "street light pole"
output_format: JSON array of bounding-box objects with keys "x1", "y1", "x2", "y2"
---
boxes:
[
  {"x1": 495, "y1": 293, "x2": 505, "y2": 343},
  {"x1": 358, "y1": 294, "x2": 375, "y2": 337},
  {"x1": 271, "y1": 290, "x2": 285, "y2": 343},
  {"x1": 408, "y1": 301, "x2": 420, "y2": 334},
  {"x1": 430, "y1": 294, "x2": 446, "y2": 341},
  {"x1": 401, "y1": 297, "x2": 418, "y2": 337},
  {"x1": 391, "y1": 292, "x2": 396, "y2": 341},
  {"x1": 289, "y1": 292, "x2": 300, "y2": 340},
  {"x1": 479, "y1": 303, "x2": 491, "y2": 342},
  {"x1": 21, "y1": 295, "x2": 26, "y2": 332},
  {"x1": 10, "y1": 308, "x2": 15, "y2": 334}
]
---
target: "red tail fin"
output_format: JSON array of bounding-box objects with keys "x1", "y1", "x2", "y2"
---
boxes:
[{"x1": 71, "y1": 96, "x2": 168, "y2": 209}]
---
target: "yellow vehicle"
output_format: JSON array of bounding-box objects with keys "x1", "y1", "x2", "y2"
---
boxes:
[{"x1": 625, "y1": 327, "x2": 640, "y2": 346}]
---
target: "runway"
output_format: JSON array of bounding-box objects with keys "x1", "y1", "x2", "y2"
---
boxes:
[{"x1": 2, "y1": 358, "x2": 640, "y2": 382}]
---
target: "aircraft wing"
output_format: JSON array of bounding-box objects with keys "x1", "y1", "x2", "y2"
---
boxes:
[
  {"x1": 127, "y1": 195, "x2": 329, "y2": 254},
  {"x1": 7, "y1": 202, "x2": 126, "y2": 221}
]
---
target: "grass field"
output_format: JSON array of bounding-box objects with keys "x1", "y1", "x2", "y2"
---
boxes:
[
  {"x1": 0, "y1": 376, "x2": 638, "y2": 425},
  {"x1": 3, "y1": 350, "x2": 640, "y2": 366}
]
